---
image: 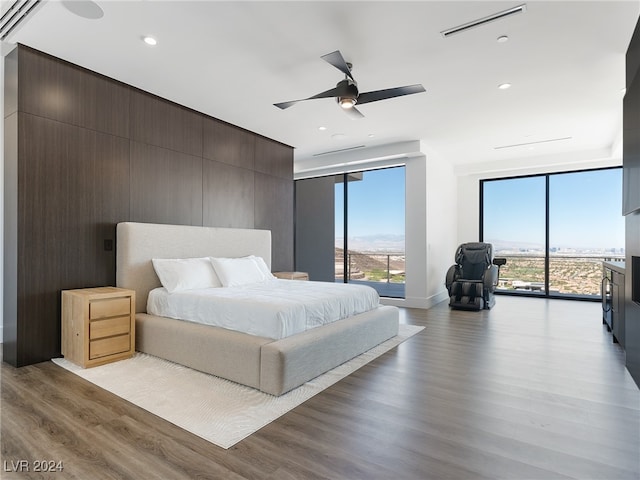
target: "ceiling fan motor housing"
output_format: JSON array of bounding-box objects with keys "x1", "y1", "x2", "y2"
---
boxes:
[{"x1": 337, "y1": 78, "x2": 359, "y2": 107}]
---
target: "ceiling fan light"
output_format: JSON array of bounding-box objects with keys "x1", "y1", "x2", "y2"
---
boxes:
[{"x1": 339, "y1": 97, "x2": 356, "y2": 109}]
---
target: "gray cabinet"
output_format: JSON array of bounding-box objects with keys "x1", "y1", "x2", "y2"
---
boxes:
[{"x1": 603, "y1": 262, "x2": 626, "y2": 347}]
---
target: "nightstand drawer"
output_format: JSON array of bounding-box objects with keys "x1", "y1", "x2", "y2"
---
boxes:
[
  {"x1": 90, "y1": 296, "x2": 130, "y2": 320},
  {"x1": 90, "y1": 316, "x2": 131, "y2": 340},
  {"x1": 90, "y1": 334, "x2": 131, "y2": 360}
]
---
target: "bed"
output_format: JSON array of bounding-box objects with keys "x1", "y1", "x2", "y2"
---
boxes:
[{"x1": 116, "y1": 222, "x2": 400, "y2": 396}]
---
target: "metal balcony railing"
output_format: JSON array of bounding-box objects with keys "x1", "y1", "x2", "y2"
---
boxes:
[
  {"x1": 333, "y1": 251, "x2": 622, "y2": 299},
  {"x1": 335, "y1": 252, "x2": 406, "y2": 298},
  {"x1": 335, "y1": 252, "x2": 406, "y2": 283}
]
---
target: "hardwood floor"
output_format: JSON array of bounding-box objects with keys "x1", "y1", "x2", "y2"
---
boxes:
[{"x1": 1, "y1": 297, "x2": 639, "y2": 479}]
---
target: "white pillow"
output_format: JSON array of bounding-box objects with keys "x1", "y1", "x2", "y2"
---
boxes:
[
  {"x1": 248, "y1": 255, "x2": 275, "y2": 280},
  {"x1": 210, "y1": 256, "x2": 269, "y2": 287},
  {"x1": 152, "y1": 257, "x2": 222, "y2": 293}
]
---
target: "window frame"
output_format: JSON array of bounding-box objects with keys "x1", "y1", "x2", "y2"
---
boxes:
[{"x1": 479, "y1": 166, "x2": 623, "y2": 301}]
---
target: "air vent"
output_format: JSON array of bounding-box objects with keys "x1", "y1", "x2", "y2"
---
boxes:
[
  {"x1": 441, "y1": 4, "x2": 526, "y2": 38},
  {"x1": 312, "y1": 145, "x2": 366, "y2": 157},
  {"x1": 0, "y1": 0, "x2": 41, "y2": 40}
]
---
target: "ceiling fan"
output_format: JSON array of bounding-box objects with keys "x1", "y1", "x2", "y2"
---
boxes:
[{"x1": 274, "y1": 50, "x2": 426, "y2": 119}]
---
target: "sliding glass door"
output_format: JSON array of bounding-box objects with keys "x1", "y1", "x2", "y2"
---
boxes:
[
  {"x1": 481, "y1": 167, "x2": 624, "y2": 299},
  {"x1": 335, "y1": 167, "x2": 405, "y2": 298},
  {"x1": 482, "y1": 175, "x2": 546, "y2": 295},
  {"x1": 548, "y1": 169, "x2": 625, "y2": 296}
]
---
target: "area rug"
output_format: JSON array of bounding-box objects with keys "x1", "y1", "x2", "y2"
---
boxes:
[{"x1": 52, "y1": 324, "x2": 423, "y2": 449}]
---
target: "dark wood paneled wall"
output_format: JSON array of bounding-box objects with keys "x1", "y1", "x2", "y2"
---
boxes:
[
  {"x1": 3, "y1": 45, "x2": 294, "y2": 367},
  {"x1": 625, "y1": 19, "x2": 640, "y2": 388}
]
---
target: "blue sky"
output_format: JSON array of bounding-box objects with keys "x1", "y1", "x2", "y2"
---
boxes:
[
  {"x1": 335, "y1": 167, "x2": 405, "y2": 238},
  {"x1": 334, "y1": 166, "x2": 624, "y2": 251},
  {"x1": 483, "y1": 168, "x2": 625, "y2": 250}
]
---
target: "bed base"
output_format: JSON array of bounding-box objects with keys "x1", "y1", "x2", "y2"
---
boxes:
[{"x1": 136, "y1": 305, "x2": 399, "y2": 396}]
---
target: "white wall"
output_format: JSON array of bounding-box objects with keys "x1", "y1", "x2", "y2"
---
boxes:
[
  {"x1": 425, "y1": 142, "x2": 457, "y2": 306},
  {"x1": 457, "y1": 174, "x2": 480, "y2": 243},
  {"x1": 393, "y1": 153, "x2": 428, "y2": 308}
]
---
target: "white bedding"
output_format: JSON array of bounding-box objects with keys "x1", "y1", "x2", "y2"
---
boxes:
[{"x1": 146, "y1": 279, "x2": 380, "y2": 340}]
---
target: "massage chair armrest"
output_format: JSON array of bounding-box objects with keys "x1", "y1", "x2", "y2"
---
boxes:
[
  {"x1": 483, "y1": 265, "x2": 499, "y2": 292},
  {"x1": 493, "y1": 257, "x2": 507, "y2": 267},
  {"x1": 445, "y1": 265, "x2": 459, "y2": 289}
]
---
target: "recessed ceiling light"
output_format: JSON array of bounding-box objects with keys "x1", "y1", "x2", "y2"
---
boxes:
[
  {"x1": 498, "y1": 83, "x2": 512, "y2": 90},
  {"x1": 368, "y1": 134, "x2": 375, "y2": 138},
  {"x1": 318, "y1": 126, "x2": 327, "y2": 131},
  {"x1": 143, "y1": 36, "x2": 157, "y2": 46},
  {"x1": 497, "y1": 35, "x2": 509, "y2": 43}
]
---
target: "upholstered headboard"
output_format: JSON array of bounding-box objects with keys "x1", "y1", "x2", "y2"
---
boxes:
[{"x1": 116, "y1": 222, "x2": 272, "y2": 313}]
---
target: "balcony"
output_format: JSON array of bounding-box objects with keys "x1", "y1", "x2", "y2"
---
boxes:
[{"x1": 335, "y1": 251, "x2": 405, "y2": 298}]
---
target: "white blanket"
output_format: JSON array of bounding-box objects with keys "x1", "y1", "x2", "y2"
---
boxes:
[{"x1": 147, "y1": 279, "x2": 380, "y2": 340}]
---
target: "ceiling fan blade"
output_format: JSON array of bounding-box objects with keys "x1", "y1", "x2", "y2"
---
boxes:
[
  {"x1": 274, "y1": 83, "x2": 352, "y2": 109},
  {"x1": 308, "y1": 83, "x2": 351, "y2": 100},
  {"x1": 344, "y1": 106, "x2": 365, "y2": 119},
  {"x1": 321, "y1": 50, "x2": 354, "y2": 81},
  {"x1": 274, "y1": 100, "x2": 299, "y2": 109},
  {"x1": 356, "y1": 84, "x2": 426, "y2": 105}
]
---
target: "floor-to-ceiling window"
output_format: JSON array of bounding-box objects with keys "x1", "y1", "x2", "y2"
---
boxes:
[
  {"x1": 481, "y1": 167, "x2": 624, "y2": 299},
  {"x1": 335, "y1": 166, "x2": 405, "y2": 298},
  {"x1": 482, "y1": 175, "x2": 547, "y2": 295}
]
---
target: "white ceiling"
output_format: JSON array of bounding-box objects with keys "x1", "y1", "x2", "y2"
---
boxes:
[{"x1": 5, "y1": 0, "x2": 640, "y2": 174}]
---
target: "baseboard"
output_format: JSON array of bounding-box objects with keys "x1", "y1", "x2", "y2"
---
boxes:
[{"x1": 428, "y1": 290, "x2": 450, "y2": 307}]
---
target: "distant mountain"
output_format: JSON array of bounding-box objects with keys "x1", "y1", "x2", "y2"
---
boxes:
[{"x1": 335, "y1": 234, "x2": 405, "y2": 252}]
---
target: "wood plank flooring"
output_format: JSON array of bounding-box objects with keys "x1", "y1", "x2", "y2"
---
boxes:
[{"x1": 1, "y1": 297, "x2": 638, "y2": 479}]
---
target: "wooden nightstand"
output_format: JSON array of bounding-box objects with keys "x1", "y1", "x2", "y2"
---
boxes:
[
  {"x1": 61, "y1": 287, "x2": 136, "y2": 368},
  {"x1": 273, "y1": 271, "x2": 309, "y2": 281}
]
